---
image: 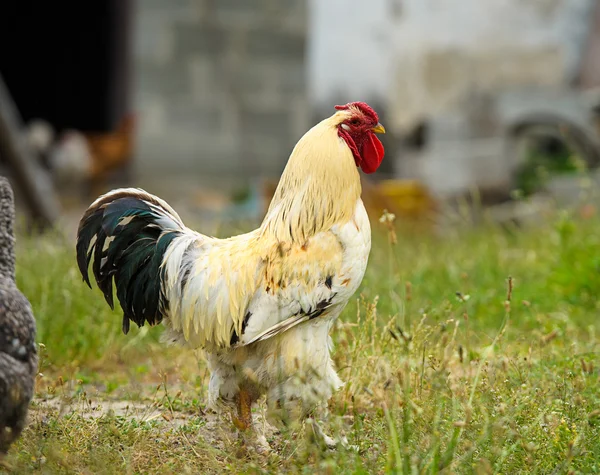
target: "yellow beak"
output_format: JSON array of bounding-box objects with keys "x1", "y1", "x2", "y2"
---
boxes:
[{"x1": 372, "y1": 123, "x2": 386, "y2": 134}]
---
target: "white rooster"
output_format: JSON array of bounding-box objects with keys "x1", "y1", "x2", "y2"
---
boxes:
[{"x1": 76, "y1": 102, "x2": 385, "y2": 448}]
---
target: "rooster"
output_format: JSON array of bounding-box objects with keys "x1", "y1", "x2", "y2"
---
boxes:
[{"x1": 76, "y1": 102, "x2": 385, "y2": 449}]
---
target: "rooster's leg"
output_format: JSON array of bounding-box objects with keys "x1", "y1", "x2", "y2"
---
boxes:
[
  {"x1": 232, "y1": 388, "x2": 271, "y2": 453},
  {"x1": 232, "y1": 388, "x2": 252, "y2": 431}
]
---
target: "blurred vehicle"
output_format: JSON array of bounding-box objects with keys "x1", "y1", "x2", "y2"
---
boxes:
[{"x1": 397, "y1": 87, "x2": 600, "y2": 204}]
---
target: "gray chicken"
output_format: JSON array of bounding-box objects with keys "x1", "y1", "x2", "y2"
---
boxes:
[{"x1": 0, "y1": 177, "x2": 37, "y2": 456}]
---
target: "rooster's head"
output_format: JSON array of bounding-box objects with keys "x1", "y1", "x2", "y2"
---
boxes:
[{"x1": 335, "y1": 102, "x2": 385, "y2": 174}]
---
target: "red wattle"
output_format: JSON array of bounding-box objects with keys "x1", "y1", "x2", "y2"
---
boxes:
[{"x1": 360, "y1": 131, "x2": 384, "y2": 174}]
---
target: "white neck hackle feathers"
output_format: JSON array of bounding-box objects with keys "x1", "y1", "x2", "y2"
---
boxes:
[{"x1": 260, "y1": 110, "x2": 361, "y2": 243}]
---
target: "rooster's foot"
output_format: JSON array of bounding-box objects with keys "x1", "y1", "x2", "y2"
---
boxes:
[
  {"x1": 235, "y1": 419, "x2": 271, "y2": 455},
  {"x1": 309, "y1": 418, "x2": 357, "y2": 451}
]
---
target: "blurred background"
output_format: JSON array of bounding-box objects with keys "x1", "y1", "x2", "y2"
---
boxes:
[{"x1": 1, "y1": 0, "x2": 600, "y2": 232}]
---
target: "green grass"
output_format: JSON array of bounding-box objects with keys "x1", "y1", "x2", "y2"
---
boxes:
[{"x1": 5, "y1": 207, "x2": 600, "y2": 474}]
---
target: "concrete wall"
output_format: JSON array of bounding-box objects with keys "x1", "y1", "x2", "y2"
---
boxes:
[
  {"x1": 133, "y1": 0, "x2": 308, "y2": 185},
  {"x1": 578, "y1": 1, "x2": 600, "y2": 88},
  {"x1": 310, "y1": 0, "x2": 595, "y2": 133}
]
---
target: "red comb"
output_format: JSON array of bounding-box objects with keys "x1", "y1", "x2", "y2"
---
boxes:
[{"x1": 335, "y1": 102, "x2": 379, "y2": 122}]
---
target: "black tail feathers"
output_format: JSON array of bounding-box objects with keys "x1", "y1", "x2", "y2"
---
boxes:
[{"x1": 76, "y1": 189, "x2": 183, "y2": 334}]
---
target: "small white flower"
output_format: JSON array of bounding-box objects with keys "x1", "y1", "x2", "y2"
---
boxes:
[{"x1": 379, "y1": 209, "x2": 396, "y2": 224}]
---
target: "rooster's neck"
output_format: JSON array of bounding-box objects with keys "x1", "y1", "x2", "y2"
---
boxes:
[{"x1": 261, "y1": 118, "x2": 361, "y2": 243}]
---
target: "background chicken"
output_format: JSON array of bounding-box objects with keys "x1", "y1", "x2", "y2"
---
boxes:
[
  {"x1": 76, "y1": 102, "x2": 385, "y2": 448},
  {"x1": 0, "y1": 177, "x2": 38, "y2": 457}
]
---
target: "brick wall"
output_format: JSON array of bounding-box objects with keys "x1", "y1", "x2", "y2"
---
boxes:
[{"x1": 132, "y1": 0, "x2": 308, "y2": 184}]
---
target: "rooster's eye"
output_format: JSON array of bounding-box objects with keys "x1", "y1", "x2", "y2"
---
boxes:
[{"x1": 350, "y1": 119, "x2": 360, "y2": 125}]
